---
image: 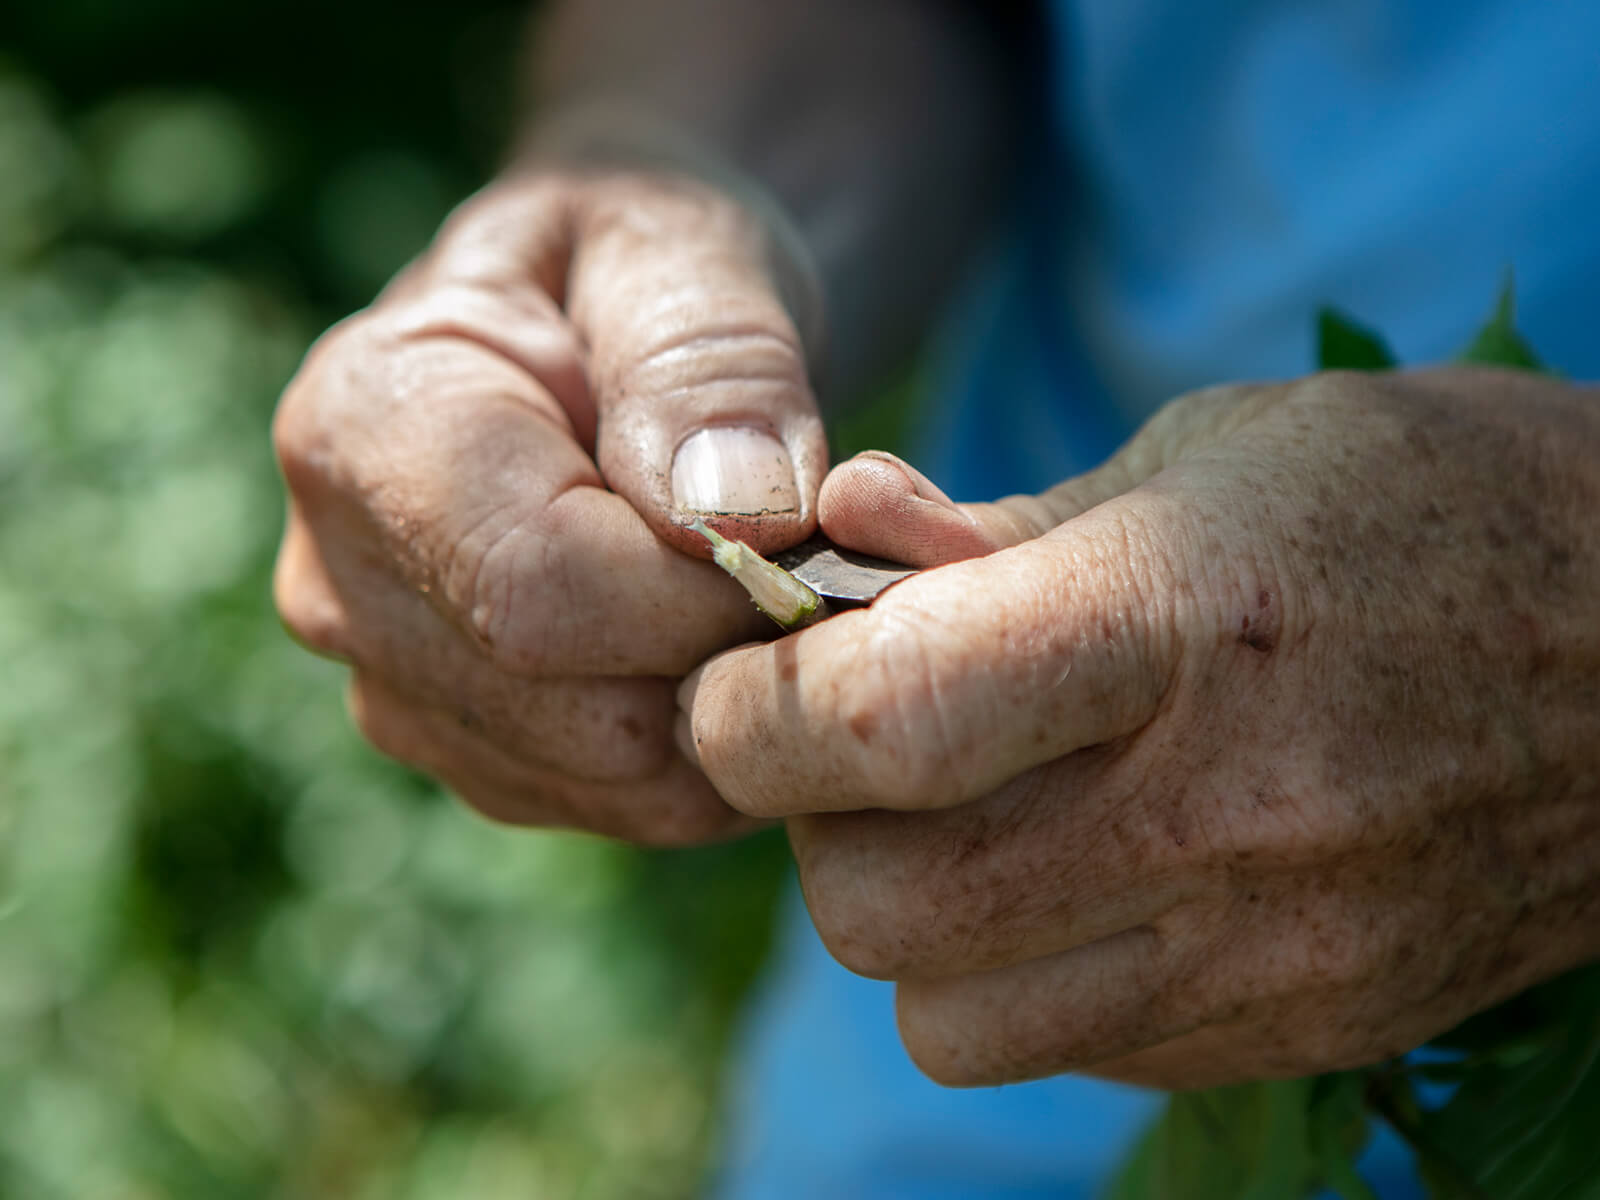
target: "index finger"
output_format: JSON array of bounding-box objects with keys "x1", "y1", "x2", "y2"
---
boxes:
[{"x1": 679, "y1": 501, "x2": 1183, "y2": 816}]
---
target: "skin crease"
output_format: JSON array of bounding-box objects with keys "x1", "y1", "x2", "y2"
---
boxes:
[{"x1": 680, "y1": 368, "x2": 1600, "y2": 1090}]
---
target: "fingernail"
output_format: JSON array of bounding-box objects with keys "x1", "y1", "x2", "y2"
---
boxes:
[{"x1": 672, "y1": 427, "x2": 799, "y2": 515}]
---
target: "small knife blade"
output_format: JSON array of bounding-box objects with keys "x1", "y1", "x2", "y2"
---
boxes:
[{"x1": 772, "y1": 536, "x2": 920, "y2": 608}]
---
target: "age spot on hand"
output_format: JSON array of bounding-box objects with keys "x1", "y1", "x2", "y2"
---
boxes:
[
  {"x1": 1238, "y1": 614, "x2": 1277, "y2": 654},
  {"x1": 1236, "y1": 590, "x2": 1279, "y2": 654}
]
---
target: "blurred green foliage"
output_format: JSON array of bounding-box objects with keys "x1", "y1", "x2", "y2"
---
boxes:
[{"x1": 0, "y1": 4, "x2": 792, "y2": 1196}]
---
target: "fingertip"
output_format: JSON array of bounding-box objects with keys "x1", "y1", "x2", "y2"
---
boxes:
[
  {"x1": 674, "y1": 659, "x2": 708, "y2": 723},
  {"x1": 675, "y1": 640, "x2": 795, "y2": 818},
  {"x1": 818, "y1": 451, "x2": 913, "y2": 516},
  {"x1": 274, "y1": 515, "x2": 356, "y2": 662},
  {"x1": 672, "y1": 710, "x2": 702, "y2": 769},
  {"x1": 674, "y1": 639, "x2": 764, "y2": 724},
  {"x1": 820, "y1": 451, "x2": 1001, "y2": 567},
  {"x1": 850, "y1": 451, "x2": 964, "y2": 509}
]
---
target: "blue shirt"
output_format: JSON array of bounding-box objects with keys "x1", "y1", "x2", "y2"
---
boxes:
[{"x1": 720, "y1": 2, "x2": 1600, "y2": 1195}]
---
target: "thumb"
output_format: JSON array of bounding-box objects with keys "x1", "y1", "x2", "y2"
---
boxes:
[
  {"x1": 819, "y1": 450, "x2": 1142, "y2": 567},
  {"x1": 565, "y1": 173, "x2": 828, "y2": 556}
]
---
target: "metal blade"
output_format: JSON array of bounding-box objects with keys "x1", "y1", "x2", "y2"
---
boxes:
[{"x1": 772, "y1": 536, "x2": 919, "y2": 607}]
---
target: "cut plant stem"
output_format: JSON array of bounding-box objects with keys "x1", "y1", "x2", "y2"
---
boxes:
[{"x1": 690, "y1": 519, "x2": 829, "y2": 631}]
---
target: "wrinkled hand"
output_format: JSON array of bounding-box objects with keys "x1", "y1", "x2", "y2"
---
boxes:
[
  {"x1": 682, "y1": 368, "x2": 1600, "y2": 1086},
  {"x1": 273, "y1": 169, "x2": 826, "y2": 844}
]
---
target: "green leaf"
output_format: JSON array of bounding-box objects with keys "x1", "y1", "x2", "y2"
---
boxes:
[
  {"x1": 1455, "y1": 276, "x2": 1546, "y2": 371},
  {"x1": 1317, "y1": 309, "x2": 1398, "y2": 371},
  {"x1": 1405, "y1": 966, "x2": 1600, "y2": 1200},
  {"x1": 1104, "y1": 1077, "x2": 1373, "y2": 1200},
  {"x1": 1309, "y1": 1074, "x2": 1381, "y2": 1200}
]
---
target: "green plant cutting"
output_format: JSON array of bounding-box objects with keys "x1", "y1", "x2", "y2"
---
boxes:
[{"x1": 691, "y1": 518, "x2": 830, "y2": 630}]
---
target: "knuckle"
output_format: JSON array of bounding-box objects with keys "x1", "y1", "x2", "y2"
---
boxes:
[
  {"x1": 273, "y1": 539, "x2": 350, "y2": 659},
  {"x1": 270, "y1": 383, "x2": 323, "y2": 496},
  {"x1": 1292, "y1": 368, "x2": 1395, "y2": 421},
  {"x1": 427, "y1": 176, "x2": 569, "y2": 271},
  {"x1": 830, "y1": 624, "x2": 965, "y2": 809},
  {"x1": 451, "y1": 781, "x2": 552, "y2": 829},
  {"x1": 275, "y1": 580, "x2": 348, "y2": 659},
  {"x1": 347, "y1": 679, "x2": 425, "y2": 767},
  {"x1": 617, "y1": 800, "x2": 747, "y2": 849},
  {"x1": 383, "y1": 281, "x2": 587, "y2": 408},
  {"x1": 613, "y1": 324, "x2": 807, "y2": 400},
  {"x1": 271, "y1": 315, "x2": 373, "y2": 491}
]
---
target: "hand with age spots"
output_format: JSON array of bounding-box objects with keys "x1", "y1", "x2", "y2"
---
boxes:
[
  {"x1": 272, "y1": 169, "x2": 828, "y2": 844},
  {"x1": 680, "y1": 367, "x2": 1600, "y2": 1089}
]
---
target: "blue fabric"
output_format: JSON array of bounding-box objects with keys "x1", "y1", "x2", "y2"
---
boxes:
[
  {"x1": 722, "y1": 1, "x2": 1600, "y2": 1196},
  {"x1": 715, "y1": 883, "x2": 1163, "y2": 1200},
  {"x1": 919, "y1": 0, "x2": 1600, "y2": 501},
  {"x1": 716, "y1": 883, "x2": 1430, "y2": 1199}
]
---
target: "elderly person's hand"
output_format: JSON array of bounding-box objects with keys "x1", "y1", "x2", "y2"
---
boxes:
[
  {"x1": 681, "y1": 367, "x2": 1600, "y2": 1087},
  {"x1": 273, "y1": 169, "x2": 826, "y2": 844}
]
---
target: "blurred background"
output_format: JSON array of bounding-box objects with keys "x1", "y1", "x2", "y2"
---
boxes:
[{"x1": 0, "y1": 1, "x2": 895, "y2": 1195}]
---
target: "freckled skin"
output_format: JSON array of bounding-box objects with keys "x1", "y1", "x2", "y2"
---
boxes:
[{"x1": 686, "y1": 368, "x2": 1600, "y2": 1089}]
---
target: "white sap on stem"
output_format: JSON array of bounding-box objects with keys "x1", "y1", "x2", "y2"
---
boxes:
[{"x1": 689, "y1": 519, "x2": 828, "y2": 631}]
